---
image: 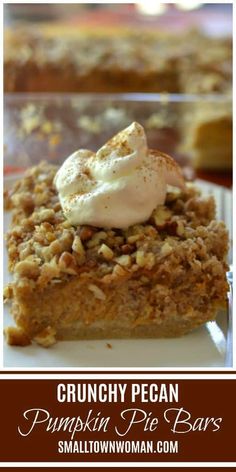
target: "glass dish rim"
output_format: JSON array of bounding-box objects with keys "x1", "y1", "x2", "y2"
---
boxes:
[{"x1": 4, "y1": 92, "x2": 232, "y2": 104}]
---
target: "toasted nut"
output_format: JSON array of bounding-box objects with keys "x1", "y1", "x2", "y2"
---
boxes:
[
  {"x1": 58, "y1": 251, "x2": 74, "y2": 267},
  {"x1": 33, "y1": 232, "x2": 45, "y2": 244},
  {"x1": 176, "y1": 220, "x2": 185, "y2": 236},
  {"x1": 161, "y1": 242, "x2": 172, "y2": 256},
  {"x1": 4, "y1": 326, "x2": 31, "y2": 346},
  {"x1": 72, "y1": 235, "x2": 86, "y2": 264},
  {"x1": 61, "y1": 220, "x2": 71, "y2": 229},
  {"x1": 136, "y1": 250, "x2": 146, "y2": 267},
  {"x1": 19, "y1": 243, "x2": 32, "y2": 260},
  {"x1": 41, "y1": 222, "x2": 53, "y2": 231},
  {"x1": 115, "y1": 255, "x2": 131, "y2": 267},
  {"x1": 11, "y1": 192, "x2": 27, "y2": 207},
  {"x1": 3, "y1": 285, "x2": 13, "y2": 302},
  {"x1": 8, "y1": 245, "x2": 18, "y2": 261},
  {"x1": 15, "y1": 260, "x2": 40, "y2": 279},
  {"x1": 49, "y1": 239, "x2": 62, "y2": 255},
  {"x1": 121, "y1": 243, "x2": 135, "y2": 254},
  {"x1": 10, "y1": 226, "x2": 22, "y2": 238},
  {"x1": 166, "y1": 189, "x2": 181, "y2": 202},
  {"x1": 87, "y1": 231, "x2": 107, "y2": 248},
  {"x1": 114, "y1": 236, "x2": 124, "y2": 245},
  {"x1": 11, "y1": 192, "x2": 34, "y2": 213},
  {"x1": 145, "y1": 253, "x2": 155, "y2": 269},
  {"x1": 21, "y1": 217, "x2": 35, "y2": 231},
  {"x1": 37, "y1": 208, "x2": 55, "y2": 223},
  {"x1": 35, "y1": 183, "x2": 46, "y2": 193},
  {"x1": 34, "y1": 326, "x2": 57, "y2": 347},
  {"x1": 98, "y1": 243, "x2": 114, "y2": 260},
  {"x1": 53, "y1": 202, "x2": 61, "y2": 212},
  {"x1": 34, "y1": 192, "x2": 50, "y2": 206},
  {"x1": 79, "y1": 226, "x2": 95, "y2": 241},
  {"x1": 127, "y1": 234, "x2": 142, "y2": 244},
  {"x1": 95, "y1": 231, "x2": 108, "y2": 241},
  {"x1": 88, "y1": 284, "x2": 106, "y2": 300},
  {"x1": 58, "y1": 252, "x2": 77, "y2": 275},
  {"x1": 39, "y1": 257, "x2": 60, "y2": 283},
  {"x1": 46, "y1": 232, "x2": 56, "y2": 242},
  {"x1": 165, "y1": 221, "x2": 178, "y2": 236},
  {"x1": 72, "y1": 235, "x2": 85, "y2": 255},
  {"x1": 136, "y1": 251, "x2": 155, "y2": 269},
  {"x1": 112, "y1": 264, "x2": 127, "y2": 277},
  {"x1": 101, "y1": 273, "x2": 113, "y2": 284},
  {"x1": 59, "y1": 230, "x2": 73, "y2": 251},
  {"x1": 152, "y1": 206, "x2": 172, "y2": 227},
  {"x1": 144, "y1": 225, "x2": 158, "y2": 237}
]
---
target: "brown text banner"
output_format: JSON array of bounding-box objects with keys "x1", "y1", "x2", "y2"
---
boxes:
[{"x1": 0, "y1": 379, "x2": 235, "y2": 462}]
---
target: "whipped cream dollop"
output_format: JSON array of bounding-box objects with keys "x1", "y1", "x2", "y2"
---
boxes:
[{"x1": 54, "y1": 122, "x2": 185, "y2": 228}]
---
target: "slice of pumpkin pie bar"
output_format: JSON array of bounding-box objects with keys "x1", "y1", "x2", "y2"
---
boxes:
[{"x1": 4, "y1": 122, "x2": 228, "y2": 347}]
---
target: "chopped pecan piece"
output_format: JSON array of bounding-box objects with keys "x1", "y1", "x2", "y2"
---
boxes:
[
  {"x1": 15, "y1": 260, "x2": 40, "y2": 279},
  {"x1": 98, "y1": 243, "x2": 114, "y2": 260}
]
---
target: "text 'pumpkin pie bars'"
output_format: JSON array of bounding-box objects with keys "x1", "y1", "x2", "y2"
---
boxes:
[{"x1": 4, "y1": 123, "x2": 228, "y2": 347}]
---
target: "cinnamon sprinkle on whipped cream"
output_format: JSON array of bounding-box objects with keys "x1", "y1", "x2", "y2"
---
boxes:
[{"x1": 54, "y1": 122, "x2": 185, "y2": 228}]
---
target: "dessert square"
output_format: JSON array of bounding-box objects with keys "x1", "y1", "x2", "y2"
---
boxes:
[
  {"x1": 4, "y1": 124, "x2": 228, "y2": 347},
  {"x1": 4, "y1": 25, "x2": 232, "y2": 94},
  {"x1": 181, "y1": 102, "x2": 232, "y2": 170}
]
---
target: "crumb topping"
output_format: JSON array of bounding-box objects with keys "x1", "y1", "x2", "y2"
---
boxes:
[{"x1": 5, "y1": 161, "x2": 226, "y2": 293}]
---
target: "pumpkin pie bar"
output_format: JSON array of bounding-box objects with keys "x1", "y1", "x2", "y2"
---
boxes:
[
  {"x1": 4, "y1": 25, "x2": 231, "y2": 94},
  {"x1": 4, "y1": 123, "x2": 228, "y2": 347},
  {"x1": 180, "y1": 102, "x2": 232, "y2": 170}
]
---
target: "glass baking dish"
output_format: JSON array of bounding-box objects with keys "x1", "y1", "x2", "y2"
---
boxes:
[
  {"x1": 3, "y1": 92, "x2": 232, "y2": 368},
  {"x1": 4, "y1": 93, "x2": 232, "y2": 182}
]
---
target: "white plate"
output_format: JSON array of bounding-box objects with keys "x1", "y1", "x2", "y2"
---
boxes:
[{"x1": 3, "y1": 176, "x2": 232, "y2": 369}]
